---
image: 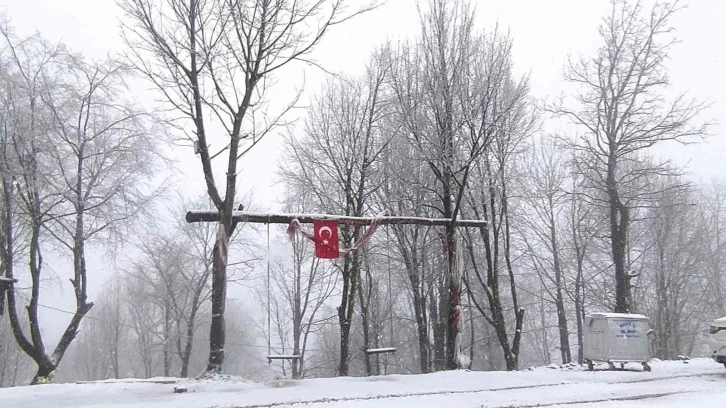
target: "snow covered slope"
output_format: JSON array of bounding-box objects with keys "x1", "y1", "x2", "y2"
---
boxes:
[{"x1": 1, "y1": 359, "x2": 724, "y2": 408}]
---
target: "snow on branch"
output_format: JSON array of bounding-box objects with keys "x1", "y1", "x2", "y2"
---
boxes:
[
  {"x1": 267, "y1": 355, "x2": 301, "y2": 360},
  {"x1": 364, "y1": 347, "x2": 397, "y2": 354},
  {"x1": 186, "y1": 211, "x2": 488, "y2": 228}
]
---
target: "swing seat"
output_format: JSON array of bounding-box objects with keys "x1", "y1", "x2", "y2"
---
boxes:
[
  {"x1": 364, "y1": 347, "x2": 396, "y2": 355},
  {"x1": 267, "y1": 355, "x2": 301, "y2": 361}
]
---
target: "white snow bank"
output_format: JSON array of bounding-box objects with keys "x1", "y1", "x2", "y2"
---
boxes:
[{"x1": 0, "y1": 359, "x2": 723, "y2": 408}]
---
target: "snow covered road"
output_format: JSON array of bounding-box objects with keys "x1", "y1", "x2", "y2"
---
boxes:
[{"x1": 0, "y1": 359, "x2": 724, "y2": 408}]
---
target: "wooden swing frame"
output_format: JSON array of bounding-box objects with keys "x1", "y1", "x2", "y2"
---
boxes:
[
  {"x1": 266, "y1": 355, "x2": 302, "y2": 362},
  {"x1": 186, "y1": 211, "x2": 488, "y2": 228},
  {"x1": 186, "y1": 210, "x2": 487, "y2": 374},
  {"x1": 0, "y1": 277, "x2": 16, "y2": 293}
]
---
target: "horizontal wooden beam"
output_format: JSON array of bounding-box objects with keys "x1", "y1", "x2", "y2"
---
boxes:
[
  {"x1": 0, "y1": 277, "x2": 17, "y2": 286},
  {"x1": 186, "y1": 211, "x2": 487, "y2": 228},
  {"x1": 364, "y1": 347, "x2": 397, "y2": 354},
  {"x1": 267, "y1": 355, "x2": 301, "y2": 360}
]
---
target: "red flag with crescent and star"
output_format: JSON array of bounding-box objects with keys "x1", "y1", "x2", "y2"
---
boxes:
[{"x1": 313, "y1": 220, "x2": 339, "y2": 259}]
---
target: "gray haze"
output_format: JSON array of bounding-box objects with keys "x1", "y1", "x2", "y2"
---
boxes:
[{"x1": 1, "y1": 0, "x2": 724, "y2": 349}]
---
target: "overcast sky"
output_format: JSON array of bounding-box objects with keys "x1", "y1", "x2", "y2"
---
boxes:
[{"x1": 2, "y1": 0, "x2": 724, "y2": 344}]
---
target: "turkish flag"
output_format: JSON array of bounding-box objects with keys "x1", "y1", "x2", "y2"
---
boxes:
[{"x1": 313, "y1": 220, "x2": 340, "y2": 259}]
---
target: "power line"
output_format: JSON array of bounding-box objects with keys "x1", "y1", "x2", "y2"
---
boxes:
[{"x1": 11, "y1": 291, "x2": 324, "y2": 353}]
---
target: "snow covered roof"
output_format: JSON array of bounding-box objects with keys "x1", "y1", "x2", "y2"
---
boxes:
[
  {"x1": 712, "y1": 316, "x2": 726, "y2": 326},
  {"x1": 587, "y1": 312, "x2": 648, "y2": 320}
]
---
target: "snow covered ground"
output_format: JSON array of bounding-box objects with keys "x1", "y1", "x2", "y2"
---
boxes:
[{"x1": 1, "y1": 359, "x2": 724, "y2": 408}]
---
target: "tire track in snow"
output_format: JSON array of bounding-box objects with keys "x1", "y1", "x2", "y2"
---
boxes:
[
  {"x1": 222, "y1": 381, "x2": 573, "y2": 408},
  {"x1": 500, "y1": 390, "x2": 695, "y2": 407},
  {"x1": 221, "y1": 371, "x2": 724, "y2": 408},
  {"x1": 619, "y1": 371, "x2": 724, "y2": 384}
]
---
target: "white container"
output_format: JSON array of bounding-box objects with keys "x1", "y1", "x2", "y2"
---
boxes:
[
  {"x1": 583, "y1": 312, "x2": 652, "y2": 371},
  {"x1": 709, "y1": 316, "x2": 726, "y2": 368}
]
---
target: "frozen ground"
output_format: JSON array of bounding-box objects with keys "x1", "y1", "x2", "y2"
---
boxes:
[{"x1": 1, "y1": 359, "x2": 724, "y2": 408}]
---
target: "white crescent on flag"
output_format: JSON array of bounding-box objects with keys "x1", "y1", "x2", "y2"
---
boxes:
[{"x1": 319, "y1": 226, "x2": 333, "y2": 239}]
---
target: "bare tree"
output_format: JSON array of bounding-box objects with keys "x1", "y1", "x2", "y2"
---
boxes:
[
  {"x1": 45, "y1": 56, "x2": 162, "y2": 377},
  {"x1": 171, "y1": 198, "x2": 217, "y2": 377},
  {"x1": 124, "y1": 265, "x2": 165, "y2": 377},
  {"x1": 377, "y1": 137, "x2": 436, "y2": 373},
  {"x1": 0, "y1": 23, "x2": 67, "y2": 384},
  {"x1": 279, "y1": 48, "x2": 390, "y2": 375},
  {"x1": 701, "y1": 180, "x2": 726, "y2": 318},
  {"x1": 519, "y1": 138, "x2": 571, "y2": 364},
  {"x1": 54, "y1": 273, "x2": 129, "y2": 383},
  {"x1": 56, "y1": 196, "x2": 249, "y2": 381},
  {"x1": 0, "y1": 18, "x2": 162, "y2": 383},
  {"x1": 551, "y1": 0, "x2": 709, "y2": 313},
  {"x1": 126, "y1": 197, "x2": 224, "y2": 378},
  {"x1": 463, "y1": 121, "x2": 531, "y2": 371},
  {"x1": 390, "y1": 0, "x2": 532, "y2": 369},
  {"x1": 0, "y1": 312, "x2": 34, "y2": 387},
  {"x1": 119, "y1": 0, "x2": 376, "y2": 374},
  {"x1": 563, "y1": 156, "x2": 603, "y2": 364},
  {"x1": 636, "y1": 177, "x2": 710, "y2": 359},
  {"x1": 258, "y1": 192, "x2": 338, "y2": 379}
]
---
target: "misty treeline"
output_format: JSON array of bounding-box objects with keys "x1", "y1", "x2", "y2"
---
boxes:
[
  {"x1": 0, "y1": 0, "x2": 721, "y2": 386},
  {"x1": 0, "y1": 11, "x2": 169, "y2": 384}
]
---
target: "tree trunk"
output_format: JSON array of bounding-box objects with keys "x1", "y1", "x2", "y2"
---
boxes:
[
  {"x1": 206, "y1": 205, "x2": 243, "y2": 374},
  {"x1": 337, "y1": 294, "x2": 351, "y2": 377},
  {"x1": 292, "y1": 313, "x2": 302, "y2": 380},
  {"x1": 554, "y1": 292, "x2": 570, "y2": 364},
  {"x1": 0, "y1": 178, "x2": 12, "y2": 318},
  {"x1": 358, "y1": 264, "x2": 373, "y2": 376},
  {"x1": 337, "y1": 226, "x2": 361, "y2": 376},
  {"x1": 291, "y1": 254, "x2": 302, "y2": 380},
  {"x1": 570, "y1": 189, "x2": 587, "y2": 365},
  {"x1": 574, "y1": 265, "x2": 585, "y2": 364},
  {"x1": 112, "y1": 325, "x2": 120, "y2": 379},
  {"x1": 0, "y1": 341, "x2": 5, "y2": 387},
  {"x1": 30, "y1": 357, "x2": 56, "y2": 385},
  {"x1": 433, "y1": 274, "x2": 448, "y2": 371},
  {"x1": 481, "y1": 317, "x2": 494, "y2": 370},
  {"x1": 398, "y1": 230, "x2": 430, "y2": 374},
  {"x1": 466, "y1": 285, "x2": 475, "y2": 370},
  {"x1": 539, "y1": 289, "x2": 551, "y2": 365},
  {"x1": 374, "y1": 319, "x2": 382, "y2": 375},
  {"x1": 608, "y1": 154, "x2": 630, "y2": 313},
  {"x1": 207, "y1": 231, "x2": 228, "y2": 373},
  {"x1": 412, "y1": 273, "x2": 430, "y2": 374},
  {"x1": 445, "y1": 225, "x2": 461, "y2": 370},
  {"x1": 655, "y1": 230, "x2": 670, "y2": 359},
  {"x1": 180, "y1": 305, "x2": 198, "y2": 377},
  {"x1": 291, "y1": 357, "x2": 300, "y2": 380},
  {"x1": 163, "y1": 302, "x2": 171, "y2": 376},
  {"x1": 467, "y1": 172, "x2": 522, "y2": 372},
  {"x1": 712, "y1": 203, "x2": 725, "y2": 316},
  {"x1": 549, "y1": 221, "x2": 571, "y2": 364},
  {"x1": 503, "y1": 174, "x2": 525, "y2": 371}
]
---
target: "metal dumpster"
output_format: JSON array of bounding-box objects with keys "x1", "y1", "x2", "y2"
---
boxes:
[{"x1": 584, "y1": 312, "x2": 652, "y2": 371}]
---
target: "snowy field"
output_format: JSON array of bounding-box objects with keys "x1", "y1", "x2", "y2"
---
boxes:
[{"x1": 1, "y1": 359, "x2": 725, "y2": 408}]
